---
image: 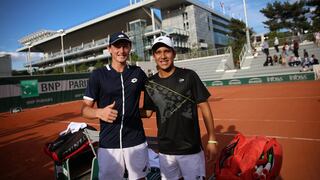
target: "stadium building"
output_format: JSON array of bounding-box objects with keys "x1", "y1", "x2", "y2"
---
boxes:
[
  {"x1": 0, "y1": 54, "x2": 12, "y2": 77},
  {"x1": 17, "y1": 0, "x2": 231, "y2": 73}
]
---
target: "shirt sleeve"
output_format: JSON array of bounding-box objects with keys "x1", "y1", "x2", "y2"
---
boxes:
[
  {"x1": 83, "y1": 70, "x2": 100, "y2": 101},
  {"x1": 190, "y1": 70, "x2": 211, "y2": 104},
  {"x1": 143, "y1": 80, "x2": 156, "y2": 111}
]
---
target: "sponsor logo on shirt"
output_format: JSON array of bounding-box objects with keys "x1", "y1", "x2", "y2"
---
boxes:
[
  {"x1": 131, "y1": 78, "x2": 138, "y2": 83},
  {"x1": 179, "y1": 78, "x2": 185, "y2": 83}
]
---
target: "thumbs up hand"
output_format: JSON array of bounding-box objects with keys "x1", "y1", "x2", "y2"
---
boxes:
[{"x1": 96, "y1": 101, "x2": 118, "y2": 123}]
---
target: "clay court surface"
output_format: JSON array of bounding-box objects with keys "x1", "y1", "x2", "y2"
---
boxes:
[{"x1": 0, "y1": 80, "x2": 319, "y2": 180}]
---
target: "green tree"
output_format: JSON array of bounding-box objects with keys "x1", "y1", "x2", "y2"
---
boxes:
[
  {"x1": 130, "y1": 53, "x2": 143, "y2": 64},
  {"x1": 12, "y1": 69, "x2": 29, "y2": 76},
  {"x1": 307, "y1": 0, "x2": 320, "y2": 32},
  {"x1": 291, "y1": 1, "x2": 310, "y2": 34},
  {"x1": 78, "y1": 63, "x2": 88, "y2": 72},
  {"x1": 66, "y1": 65, "x2": 75, "y2": 73},
  {"x1": 260, "y1": 1, "x2": 310, "y2": 34},
  {"x1": 51, "y1": 67, "x2": 63, "y2": 74},
  {"x1": 228, "y1": 18, "x2": 253, "y2": 67},
  {"x1": 260, "y1": 1, "x2": 283, "y2": 32},
  {"x1": 95, "y1": 59, "x2": 104, "y2": 68}
]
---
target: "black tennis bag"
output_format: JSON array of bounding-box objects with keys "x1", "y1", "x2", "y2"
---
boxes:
[{"x1": 44, "y1": 125, "x2": 97, "y2": 162}]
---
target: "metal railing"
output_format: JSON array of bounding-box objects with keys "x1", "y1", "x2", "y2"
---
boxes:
[
  {"x1": 28, "y1": 37, "x2": 109, "y2": 66},
  {"x1": 175, "y1": 47, "x2": 230, "y2": 61},
  {"x1": 224, "y1": 46, "x2": 234, "y2": 70},
  {"x1": 253, "y1": 33, "x2": 315, "y2": 49},
  {"x1": 239, "y1": 44, "x2": 248, "y2": 68}
]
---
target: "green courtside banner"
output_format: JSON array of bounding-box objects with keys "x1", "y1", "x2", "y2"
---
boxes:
[
  {"x1": 203, "y1": 72, "x2": 315, "y2": 86},
  {"x1": 20, "y1": 80, "x2": 39, "y2": 98},
  {"x1": 0, "y1": 73, "x2": 90, "y2": 112}
]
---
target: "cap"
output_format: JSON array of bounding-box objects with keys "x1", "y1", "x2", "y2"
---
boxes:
[
  {"x1": 152, "y1": 36, "x2": 174, "y2": 51},
  {"x1": 109, "y1": 32, "x2": 131, "y2": 45}
]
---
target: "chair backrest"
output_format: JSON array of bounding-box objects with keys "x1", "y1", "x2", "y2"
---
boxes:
[{"x1": 83, "y1": 129, "x2": 100, "y2": 157}]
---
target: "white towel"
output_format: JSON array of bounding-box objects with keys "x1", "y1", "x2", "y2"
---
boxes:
[{"x1": 60, "y1": 122, "x2": 87, "y2": 135}]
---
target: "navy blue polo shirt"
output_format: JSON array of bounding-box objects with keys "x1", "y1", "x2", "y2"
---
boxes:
[{"x1": 84, "y1": 64, "x2": 147, "y2": 148}]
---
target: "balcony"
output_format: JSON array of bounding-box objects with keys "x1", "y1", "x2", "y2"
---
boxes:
[{"x1": 28, "y1": 37, "x2": 109, "y2": 66}]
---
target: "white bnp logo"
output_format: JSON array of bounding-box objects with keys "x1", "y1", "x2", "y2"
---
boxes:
[{"x1": 131, "y1": 78, "x2": 138, "y2": 83}]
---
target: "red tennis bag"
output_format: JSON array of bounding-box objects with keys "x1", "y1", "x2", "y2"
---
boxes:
[{"x1": 215, "y1": 133, "x2": 282, "y2": 180}]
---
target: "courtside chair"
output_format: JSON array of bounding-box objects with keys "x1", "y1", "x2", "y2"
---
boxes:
[
  {"x1": 54, "y1": 128, "x2": 99, "y2": 180},
  {"x1": 83, "y1": 128, "x2": 100, "y2": 180}
]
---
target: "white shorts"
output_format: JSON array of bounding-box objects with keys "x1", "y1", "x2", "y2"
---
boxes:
[
  {"x1": 98, "y1": 142, "x2": 149, "y2": 180},
  {"x1": 159, "y1": 150, "x2": 206, "y2": 180}
]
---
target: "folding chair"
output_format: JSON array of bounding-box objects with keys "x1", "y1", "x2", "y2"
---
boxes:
[
  {"x1": 53, "y1": 128, "x2": 99, "y2": 180},
  {"x1": 83, "y1": 128, "x2": 100, "y2": 180},
  {"x1": 54, "y1": 159, "x2": 71, "y2": 180}
]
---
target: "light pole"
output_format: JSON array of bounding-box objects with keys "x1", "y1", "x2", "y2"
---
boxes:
[
  {"x1": 26, "y1": 42, "x2": 33, "y2": 75},
  {"x1": 58, "y1": 29, "x2": 66, "y2": 73},
  {"x1": 243, "y1": 0, "x2": 251, "y2": 54}
]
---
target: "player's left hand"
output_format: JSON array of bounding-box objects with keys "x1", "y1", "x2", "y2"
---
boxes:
[{"x1": 206, "y1": 143, "x2": 218, "y2": 162}]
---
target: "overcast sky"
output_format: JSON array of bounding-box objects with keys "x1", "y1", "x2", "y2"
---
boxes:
[{"x1": 0, "y1": 0, "x2": 295, "y2": 70}]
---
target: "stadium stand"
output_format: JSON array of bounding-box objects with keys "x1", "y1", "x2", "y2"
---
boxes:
[
  {"x1": 138, "y1": 40, "x2": 320, "y2": 81},
  {"x1": 230, "y1": 41, "x2": 320, "y2": 79},
  {"x1": 137, "y1": 53, "x2": 232, "y2": 81},
  {"x1": 175, "y1": 54, "x2": 231, "y2": 80}
]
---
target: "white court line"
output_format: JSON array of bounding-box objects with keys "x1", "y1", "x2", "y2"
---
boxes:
[
  {"x1": 215, "y1": 118, "x2": 295, "y2": 123},
  {"x1": 217, "y1": 132, "x2": 320, "y2": 142},
  {"x1": 211, "y1": 96, "x2": 320, "y2": 101},
  {"x1": 144, "y1": 128, "x2": 154, "y2": 130}
]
